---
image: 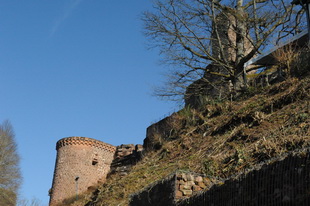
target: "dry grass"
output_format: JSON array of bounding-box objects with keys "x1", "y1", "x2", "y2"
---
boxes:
[
  {"x1": 70, "y1": 75, "x2": 310, "y2": 206},
  {"x1": 273, "y1": 44, "x2": 310, "y2": 77}
]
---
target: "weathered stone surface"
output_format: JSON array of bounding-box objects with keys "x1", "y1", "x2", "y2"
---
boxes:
[
  {"x1": 175, "y1": 190, "x2": 183, "y2": 198},
  {"x1": 178, "y1": 150, "x2": 310, "y2": 206},
  {"x1": 186, "y1": 181, "x2": 195, "y2": 186},
  {"x1": 174, "y1": 172, "x2": 207, "y2": 200},
  {"x1": 143, "y1": 113, "x2": 181, "y2": 151},
  {"x1": 180, "y1": 184, "x2": 191, "y2": 190},
  {"x1": 110, "y1": 144, "x2": 144, "y2": 177},
  {"x1": 129, "y1": 174, "x2": 176, "y2": 206},
  {"x1": 120, "y1": 172, "x2": 128, "y2": 176},
  {"x1": 198, "y1": 182, "x2": 207, "y2": 189},
  {"x1": 182, "y1": 189, "x2": 193, "y2": 196},
  {"x1": 179, "y1": 180, "x2": 185, "y2": 185},
  {"x1": 131, "y1": 148, "x2": 310, "y2": 206},
  {"x1": 195, "y1": 176, "x2": 203, "y2": 183},
  {"x1": 181, "y1": 173, "x2": 188, "y2": 181},
  {"x1": 136, "y1": 144, "x2": 143, "y2": 152},
  {"x1": 50, "y1": 137, "x2": 116, "y2": 206},
  {"x1": 187, "y1": 174, "x2": 195, "y2": 181},
  {"x1": 193, "y1": 185, "x2": 202, "y2": 192}
]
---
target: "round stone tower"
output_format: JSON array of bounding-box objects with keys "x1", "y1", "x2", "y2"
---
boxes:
[{"x1": 49, "y1": 137, "x2": 116, "y2": 206}]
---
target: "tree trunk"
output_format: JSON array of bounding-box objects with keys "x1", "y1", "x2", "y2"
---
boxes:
[{"x1": 235, "y1": 0, "x2": 247, "y2": 91}]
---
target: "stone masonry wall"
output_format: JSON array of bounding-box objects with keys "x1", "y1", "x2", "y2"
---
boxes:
[
  {"x1": 49, "y1": 137, "x2": 116, "y2": 206},
  {"x1": 110, "y1": 144, "x2": 143, "y2": 177},
  {"x1": 143, "y1": 112, "x2": 181, "y2": 151},
  {"x1": 175, "y1": 172, "x2": 209, "y2": 199},
  {"x1": 129, "y1": 172, "x2": 208, "y2": 206},
  {"x1": 129, "y1": 173, "x2": 177, "y2": 206},
  {"x1": 130, "y1": 148, "x2": 310, "y2": 206},
  {"x1": 177, "y1": 150, "x2": 310, "y2": 206},
  {"x1": 211, "y1": 12, "x2": 253, "y2": 63}
]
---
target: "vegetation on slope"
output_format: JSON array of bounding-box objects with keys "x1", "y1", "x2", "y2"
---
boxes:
[
  {"x1": 65, "y1": 48, "x2": 310, "y2": 206},
  {"x1": 65, "y1": 73, "x2": 309, "y2": 206}
]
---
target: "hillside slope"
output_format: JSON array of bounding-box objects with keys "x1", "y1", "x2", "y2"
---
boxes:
[{"x1": 70, "y1": 75, "x2": 310, "y2": 206}]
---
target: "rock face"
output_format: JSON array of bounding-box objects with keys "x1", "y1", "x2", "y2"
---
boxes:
[{"x1": 49, "y1": 137, "x2": 116, "y2": 206}]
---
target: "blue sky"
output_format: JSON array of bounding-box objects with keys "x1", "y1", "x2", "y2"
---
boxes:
[{"x1": 0, "y1": 1, "x2": 178, "y2": 204}]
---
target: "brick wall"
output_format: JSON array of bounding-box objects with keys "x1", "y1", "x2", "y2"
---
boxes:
[{"x1": 49, "y1": 137, "x2": 116, "y2": 206}]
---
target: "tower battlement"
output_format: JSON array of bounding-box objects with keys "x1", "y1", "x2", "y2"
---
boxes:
[{"x1": 56, "y1": 136, "x2": 115, "y2": 152}]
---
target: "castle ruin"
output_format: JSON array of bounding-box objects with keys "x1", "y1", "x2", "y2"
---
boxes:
[
  {"x1": 49, "y1": 137, "x2": 116, "y2": 206},
  {"x1": 185, "y1": 12, "x2": 254, "y2": 107}
]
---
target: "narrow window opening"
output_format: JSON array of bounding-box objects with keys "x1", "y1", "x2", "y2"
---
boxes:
[{"x1": 92, "y1": 158, "x2": 98, "y2": 165}]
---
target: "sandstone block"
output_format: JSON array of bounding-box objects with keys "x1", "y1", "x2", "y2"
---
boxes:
[
  {"x1": 181, "y1": 184, "x2": 192, "y2": 190},
  {"x1": 123, "y1": 151, "x2": 132, "y2": 156},
  {"x1": 181, "y1": 173, "x2": 188, "y2": 181},
  {"x1": 186, "y1": 181, "x2": 195, "y2": 186},
  {"x1": 182, "y1": 189, "x2": 193, "y2": 196},
  {"x1": 120, "y1": 172, "x2": 128, "y2": 176},
  {"x1": 122, "y1": 144, "x2": 134, "y2": 148},
  {"x1": 175, "y1": 190, "x2": 183, "y2": 198},
  {"x1": 203, "y1": 177, "x2": 210, "y2": 184},
  {"x1": 195, "y1": 176, "x2": 203, "y2": 183},
  {"x1": 178, "y1": 180, "x2": 185, "y2": 185},
  {"x1": 135, "y1": 144, "x2": 143, "y2": 151},
  {"x1": 198, "y1": 182, "x2": 206, "y2": 189},
  {"x1": 193, "y1": 185, "x2": 202, "y2": 192},
  {"x1": 187, "y1": 174, "x2": 194, "y2": 181}
]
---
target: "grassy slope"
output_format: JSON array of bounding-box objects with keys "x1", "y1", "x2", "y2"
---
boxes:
[{"x1": 70, "y1": 76, "x2": 310, "y2": 206}]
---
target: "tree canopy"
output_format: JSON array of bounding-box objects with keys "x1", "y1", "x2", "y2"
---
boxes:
[
  {"x1": 0, "y1": 120, "x2": 21, "y2": 206},
  {"x1": 143, "y1": 0, "x2": 306, "y2": 101}
]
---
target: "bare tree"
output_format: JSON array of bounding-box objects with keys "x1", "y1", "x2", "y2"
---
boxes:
[
  {"x1": 0, "y1": 120, "x2": 21, "y2": 206},
  {"x1": 18, "y1": 197, "x2": 44, "y2": 206},
  {"x1": 142, "y1": 0, "x2": 305, "y2": 102}
]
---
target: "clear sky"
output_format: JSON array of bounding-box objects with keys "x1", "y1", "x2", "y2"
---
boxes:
[{"x1": 0, "y1": 1, "x2": 178, "y2": 205}]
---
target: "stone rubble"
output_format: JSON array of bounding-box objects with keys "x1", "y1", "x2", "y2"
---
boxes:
[
  {"x1": 175, "y1": 173, "x2": 207, "y2": 199},
  {"x1": 110, "y1": 144, "x2": 144, "y2": 177}
]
